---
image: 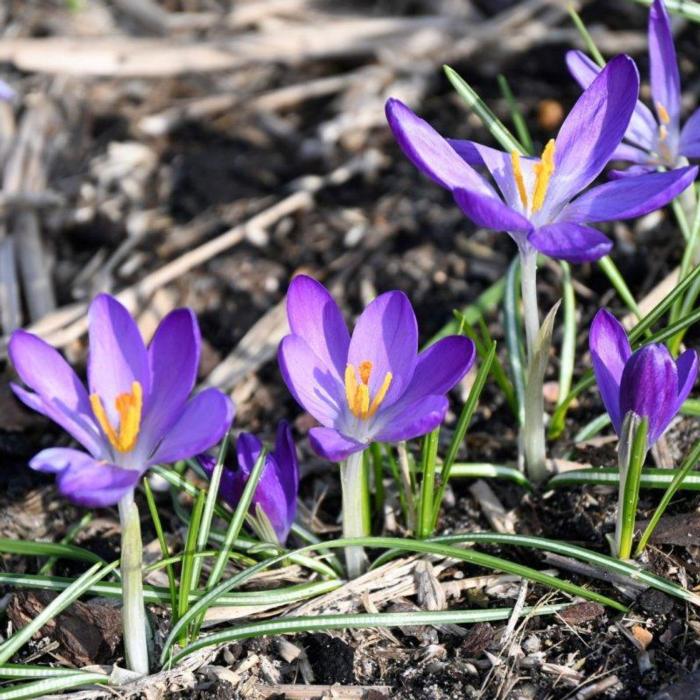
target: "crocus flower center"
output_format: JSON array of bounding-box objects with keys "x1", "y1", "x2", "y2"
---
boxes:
[
  {"x1": 89, "y1": 381, "x2": 143, "y2": 453},
  {"x1": 510, "y1": 139, "x2": 555, "y2": 216},
  {"x1": 344, "y1": 360, "x2": 392, "y2": 420}
]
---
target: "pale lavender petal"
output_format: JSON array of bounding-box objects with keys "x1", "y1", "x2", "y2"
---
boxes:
[
  {"x1": 608, "y1": 164, "x2": 657, "y2": 180},
  {"x1": 385, "y1": 98, "x2": 496, "y2": 196},
  {"x1": 141, "y1": 309, "x2": 201, "y2": 451},
  {"x1": 561, "y1": 166, "x2": 697, "y2": 223},
  {"x1": 680, "y1": 107, "x2": 700, "y2": 157},
  {"x1": 29, "y1": 447, "x2": 91, "y2": 474},
  {"x1": 566, "y1": 50, "x2": 656, "y2": 150},
  {"x1": 273, "y1": 421, "x2": 299, "y2": 520},
  {"x1": 589, "y1": 309, "x2": 632, "y2": 434},
  {"x1": 449, "y1": 140, "x2": 537, "y2": 211},
  {"x1": 308, "y1": 427, "x2": 365, "y2": 461},
  {"x1": 674, "y1": 349, "x2": 698, "y2": 414},
  {"x1": 610, "y1": 143, "x2": 653, "y2": 164},
  {"x1": 399, "y1": 336, "x2": 476, "y2": 405},
  {"x1": 528, "y1": 223, "x2": 612, "y2": 263},
  {"x1": 9, "y1": 330, "x2": 103, "y2": 456},
  {"x1": 373, "y1": 394, "x2": 448, "y2": 443},
  {"x1": 347, "y1": 291, "x2": 417, "y2": 407},
  {"x1": 548, "y1": 55, "x2": 639, "y2": 209},
  {"x1": 452, "y1": 188, "x2": 532, "y2": 234},
  {"x1": 53, "y1": 451, "x2": 141, "y2": 507},
  {"x1": 649, "y1": 0, "x2": 681, "y2": 129},
  {"x1": 150, "y1": 388, "x2": 234, "y2": 464},
  {"x1": 620, "y1": 344, "x2": 678, "y2": 445},
  {"x1": 0, "y1": 80, "x2": 15, "y2": 102},
  {"x1": 278, "y1": 335, "x2": 344, "y2": 426},
  {"x1": 286, "y1": 275, "x2": 349, "y2": 381},
  {"x1": 87, "y1": 294, "x2": 150, "y2": 427}
]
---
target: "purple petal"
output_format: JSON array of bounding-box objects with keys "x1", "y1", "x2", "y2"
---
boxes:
[
  {"x1": 237, "y1": 432, "x2": 293, "y2": 542},
  {"x1": 589, "y1": 309, "x2": 632, "y2": 433},
  {"x1": 140, "y1": 309, "x2": 201, "y2": 451},
  {"x1": 566, "y1": 50, "x2": 656, "y2": 150},
  {"x1": 548, "y1": 55, "x2": 639, "y2": 209},
  {"x1": 197, "y1": 452, "x2": 240, "y2": 509},
  {"x1": 286, "y1": 275, "x2": 349, "y2": 381},
  {"x1": 607, "y1": 164, "x2": 657, "y2": 180},
  {"x1": 680, "y1": 107, "x2": 700, "y2": 157},
  {"x1": 278, "y1": 335, "x2": 344, "y2": 425},
  {"x1": 373, "y1": 394, "x2": 448, "y2": 443},
  {"x1": 452, "y1": 188, "x2": 532, "y2": 234},
  {"x1": 0, "y1": 80, "x2": 16, "y2": 102},
  {"x1": 272, "y1": 421, "x2": 299, "y2": 521},
  {"x1": 449, "y1": 140, "x2": 537, "y2": 211},
  {"x1": 45, "y1": 449, "x2": 142, "y2": 507},
  {"x1": 610, "y1": 143, "x2": 653, "y2": 165},
  {"x1": 649, "y1": 0, "x2": 681, "y2": 129},
  {"x1": 674, "y1": 349, "x2": 698, "y2": 415},
  {"x1": 400, "y1": 336, "x2": 476, "y2": 405},
  {"x1": 561, "y1": 166, "x2": 698, "y2": 223},
  {"x1": 347, "y1": 291, "x2": 418, "y2": 407},
  {"x1": 9, "y1": 330, "x2": 104, "y2": 456},
  {"x1": 528, "y1": 223, "x2": 612, "y2": 263},
  {"x1": 385, "y1": 98, "x2": 495, "y2": 196},
  {"x1": 87, "y1": 294, "x2": 150, "y2": 427},
  {"x1": 29, "y1": 447, "x2": 90, "y2": 474},
  {"x1": 308, "y1": 427, "x2": 365, "y2": 461},
  {"x1": 620, "y1": 344, "x2": 678, "y2": 445},
  {"x1": 150, "y1": 388, "x2": 234, "y2": 464}
]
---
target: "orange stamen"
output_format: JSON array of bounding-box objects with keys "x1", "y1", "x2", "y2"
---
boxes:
[{"x1": 90, "y1": 381, "x2": 143, "y2": 453}]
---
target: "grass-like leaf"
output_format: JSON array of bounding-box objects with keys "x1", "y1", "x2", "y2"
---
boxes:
[
  {"x1": 548, "y1": 467, "x2": 700, "y2": 491},
  {"x1": 447, "y1": 462, "x2": 533, "y2": 490},
  {"x1": 170, "y1": 604, "x2": 569, "y2": 664},
  {"x1": 0, "y1": 538, "x2": 104, "y2": 566},
  {"x1": 444, "y1": 65, "x2": 526, "y2": 155},
  {"x1": 629, "y1": 0, "x2": 700, "y2": 23},
  {"x1": 431, "y1": 533, "x2": 700, "y2": 606},
  {"x1": 0, "y1": 673, "x2": 109, "y2": 699}
]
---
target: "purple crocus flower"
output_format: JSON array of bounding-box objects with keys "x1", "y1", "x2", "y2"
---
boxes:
[
  {"x1": 198, "y1": 422, "x2": 299, "y2": 544},
  {"x1": 589, "y1": 309, "x2": 697, "y2": 446},
  {"x1": 386, "y1": 55, "x2": 698, "y2": 264},
  {"x1": 278, "y1": 275, "x2": 476, "y2": 462},
  {"x1": 8, "y1": 293, "x2": 235, "y2": 507},
  {"x1": 568, "y1": 0, "x2": 700, "y2": 174}
]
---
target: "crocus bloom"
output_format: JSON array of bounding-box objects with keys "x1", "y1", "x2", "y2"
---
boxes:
[
  {"x1": 386, "y1": 55, "x2": 698, "y2": 264},
  {"x1": 568, "y1": 0, "x2": 700, "y2": 173},
  {"x1": 199, "y1": 422, "x2": 299, "y2": 544},
  {"x1": 278, "y1": 275, "x2": 476, "y2": 461},
  {"x1": 9, "y1": 294, "x2": 235, "y2": 507},
  {"x1": 589, "y1": 309, "x2": 697, "y2": 446}
]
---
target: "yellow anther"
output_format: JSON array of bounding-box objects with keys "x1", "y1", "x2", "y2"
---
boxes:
[
  {"x1": 656, "y1": 102, "x2": 671, "y2": 125},
  {"x1": 90, "y1": 381, "x2": 143, "y2": 453},
  {"x1": 531, "y1": 139, "x2": 555, "y2": 213},
  {"x1": 659, "y1": 124, "x2": 669, "y2": 143},
  {"x1": 510, "y1": 151, "x2": 529, "y2": 210},
  {"x1": 359, "y1": 360, "x2": 372, "y2": 385},
  {"x1": 368, "y1": 371, "x2": 393, "y2": 418},
  {"x1": 344, "y1": 361, "x2": 393, "y2": 420}
]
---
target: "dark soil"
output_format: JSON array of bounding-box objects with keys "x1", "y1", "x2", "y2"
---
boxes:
[{"x1": 1, "y1": 0, "x2": 700, "y2": 698}]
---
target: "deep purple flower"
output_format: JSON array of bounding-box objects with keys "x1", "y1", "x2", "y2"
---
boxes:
[
  {"x1": 9, "y1": 294, "x2": 235, "y2": 507},
  {"x1": 589, "y1": 309, "x2": 697, "y2": 446},
  {"x1": 386, "y1": 55, "x2": 697, "y2": 264},
  {"x1": 568, "y1": 0, "x2": 700, "y2": 174},
  {"x1": 278, "y1": 275, "x2": 476, "y2": 462},
  {"x1": 198, "y1": 422, "x2": 299, "y2": 544}
]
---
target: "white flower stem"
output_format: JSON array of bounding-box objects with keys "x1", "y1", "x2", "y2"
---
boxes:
[
  {"x1": 340, "y1": 449, "x2": 370, "y2": 578},
  {"x1": 519, "y1": 246, "x2": 547, "y2": 483},
  {"x1": 118, "y1": 491, "x2": 149, "y2": 675},
  {"x1": 519, "y1": 246, "x2": 540, "y2": 359}
]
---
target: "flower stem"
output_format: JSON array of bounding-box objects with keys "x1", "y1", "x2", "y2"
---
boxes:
[
  {"x1": 118, "y1": 491, "x2": 149, "y2": 675},
  {"x1": 340, "y1": 450, "x2": 370, "y2": 578},
  {"x1": 519, "y1": 245, "x2": 547, "y2": 483},
  {"x1": 519, "y1": 246, "x2": 540, "y2": 359}
]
